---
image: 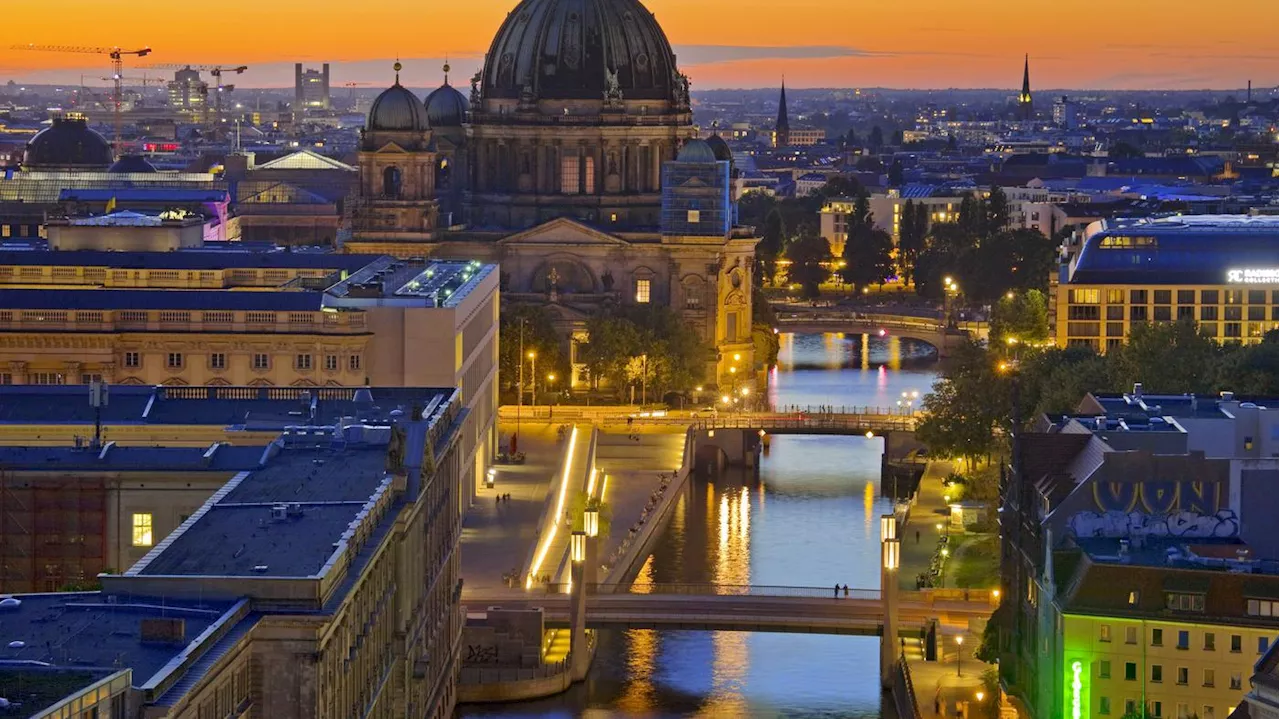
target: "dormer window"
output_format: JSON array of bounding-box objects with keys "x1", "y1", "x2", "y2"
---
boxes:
[{"x1": 1165, "y1": 592, "x2": 1204, "y2": 612}]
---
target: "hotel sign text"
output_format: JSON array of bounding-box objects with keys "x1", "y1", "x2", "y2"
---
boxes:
[{"x1": 1226, "y1": 268, "x2": 1280, "y2": 283}]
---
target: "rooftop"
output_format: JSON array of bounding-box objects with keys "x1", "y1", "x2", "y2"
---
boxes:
[
  {"x1": 0, "y1": 248, "x2": 379, "y2": 272},
  {"x1": 0, "y1": 385, "x2": 455, "y2": 430},
  {"x1": 0, "y1": 593, "x2": 235, "y2": 684},
  {"x1": 1083, "y1": 390, "x2": 1277, "y2": 420},
  {"x1": 0, "y1": 288, "x2": 324, "y2": 312},
  {"x1": 0, "y1": 668, "x2": 117, "y2": 718},
  {"x1": 325, "y1": 257, "x2": 496, "y2": 308},
  {"x1": 136, "y1": 445, "x2": 391, "y2": 578},
  {"x1": 0, "y1": 444, "x2": 268, "y2": 472},
  {"x1": 1069, "y1": 214, "x2": 1280, "y2": 285}
]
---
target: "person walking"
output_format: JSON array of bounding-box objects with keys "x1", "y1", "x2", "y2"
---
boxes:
[{"x1": 916, "y1": 529, "x2": 921, "y2": 544}]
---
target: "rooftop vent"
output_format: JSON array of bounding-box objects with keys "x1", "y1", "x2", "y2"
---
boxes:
[
  {"x1": 271, "y1": 504, "x2": 288, "y2": 521},
  {"x1": 1133, "y1": 382, "x2": 1143, "y2": 399},
  {"x1": 140, "y1": 618, "x2": 186, "y2": 645},
  {"x1": 1221, "y1": 391, "x2": 1235, "y2": 402}
]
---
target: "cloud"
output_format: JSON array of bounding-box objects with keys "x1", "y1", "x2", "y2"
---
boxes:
[{"x1": 672, "y1": 45, "x2": 881, "y2": 65}]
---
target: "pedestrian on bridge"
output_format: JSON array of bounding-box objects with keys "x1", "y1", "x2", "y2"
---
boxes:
[
  {"x1": 843, "y1": 584, "x2": 849, "y2": 597},
  {"x1": 834, "y1": 584, "x2": 840, "y2": 598}
]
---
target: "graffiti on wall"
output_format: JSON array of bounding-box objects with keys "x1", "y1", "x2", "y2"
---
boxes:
[
  {"x1": 1092, "y1": 480, "x2": 1223, "y2": 514},
  {"x1": 464, "y1": 644, "x2": 499, "y2": 664},
  {"x1": 1067, "y1": 509, "x2": 1239, "y2": 539}
]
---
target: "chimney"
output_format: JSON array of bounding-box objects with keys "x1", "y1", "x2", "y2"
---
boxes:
[{"x1": 1132, "y1": 382, "x2": 1143, "y2": 400}]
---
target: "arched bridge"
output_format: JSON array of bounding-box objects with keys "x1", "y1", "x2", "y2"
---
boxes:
[
  {"x1": 774, "y1": 310, "x2": 988, "y2": 357},
  {"x1": 463, "y1": 583, "x2": 994, "y2": 636}
]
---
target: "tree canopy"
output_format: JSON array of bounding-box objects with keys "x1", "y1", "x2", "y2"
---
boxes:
[
  {"x1": 578, "y1": 304, "x2": 711, "y2": 400},
  {"x1": 499, "y1": 304, "x2": 567, "y2": 398},
  {"x1": 784, "y1": 232, "x2": 833, "y2": 298}
]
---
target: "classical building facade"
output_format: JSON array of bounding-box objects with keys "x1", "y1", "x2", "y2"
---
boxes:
[{"x1": 344, "y1": 0, "x2": 758, "y2": 387}]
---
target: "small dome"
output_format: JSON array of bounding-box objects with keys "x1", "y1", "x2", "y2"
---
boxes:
[
  {"x1": 108, "y1": 154, "x2": 157, "y2": 173},
  {"x1": 24, "y1": 117, "x2": 113, "y2": 170},
  {"x1": 677, "y1": 139, "x2": 718, "y2": 163},
  {"x1": 367, "y1": 83, "x2": 429, "y2": 132},
  {"x1": 425, "y1": 82, "x2": 468, "y2": 128},
  {"x1": 705, "y1": 134, "x2": 732, "y2": 163}
]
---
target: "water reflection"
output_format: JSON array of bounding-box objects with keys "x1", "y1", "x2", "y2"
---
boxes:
[{"x1": 458, "y1": 334, "x2": 938, "y2": 719}]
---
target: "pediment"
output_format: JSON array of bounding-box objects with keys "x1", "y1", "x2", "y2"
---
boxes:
[
  {"x1": 497, "y1": 217, "x2": 630, "y2": 248},
  {"x1": 372, "y1": 141, "x2": 412, "y2": 154}
]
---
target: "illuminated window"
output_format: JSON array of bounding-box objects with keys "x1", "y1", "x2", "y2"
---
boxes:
[
  {"x1": 635, "y1": 279, "x2": 651, "y2": 304},
  {"x1": 132, "y1": 513, "x2": 153, "y2": 547},
  {"x1": 1248, "y1": 599, "x2": 1279, "y2": 617},
  {"x1": 1128, "y1": 591, "x2": 1140, "y2": 606},
  {"x1": 687, "y1": 210, "x2": 701, "y2": 223},
  {"x1": 561, "y1": 155, "x2": 580, "y2": 194},
  {"x1": 1070, "y1": 288, "x2": 1101, "y2": 304},
  {"x1": 1099, "y1": 624, "x2": 1112, "y2": 642}
]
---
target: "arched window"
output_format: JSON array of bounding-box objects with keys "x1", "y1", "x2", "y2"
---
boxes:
[{"x1": 383, "y1": 166, "x2": 402, "y2": 199}]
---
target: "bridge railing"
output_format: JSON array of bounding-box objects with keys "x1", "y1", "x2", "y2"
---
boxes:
[
  {"x1": 693, "y1": 415, "x2": 917, "y2": 432},
  {"x1": 545, "y1": 582, "x2": 881, "y2": 601},
  {"x1": 893, "y1": 645, "x2": 924, "y2": 719}
]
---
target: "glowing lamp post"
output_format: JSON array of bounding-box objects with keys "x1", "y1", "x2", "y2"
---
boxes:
[
  {"x1": 879, "y1": 513, "x2": 900, "y2": 689},
  {"x1": 569, "y1": 529, "x2": 589, "y2": 678},
  {"x1": 955, "y1": 634, "x2": 964, "y2": 676}
]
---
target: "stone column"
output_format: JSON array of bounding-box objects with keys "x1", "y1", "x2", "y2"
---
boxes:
[{"x1": 880, "y1": 514, "x2": 900, "y2": 689}]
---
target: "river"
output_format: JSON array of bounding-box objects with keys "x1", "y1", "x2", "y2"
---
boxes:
[{"x1": 459, "y1": 332, "x2": 940, "y2": 719}]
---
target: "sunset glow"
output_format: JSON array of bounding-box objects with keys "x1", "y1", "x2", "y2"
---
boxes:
[{"x1": 2, "y1": 0, "x2": 1276, "y2": 89}]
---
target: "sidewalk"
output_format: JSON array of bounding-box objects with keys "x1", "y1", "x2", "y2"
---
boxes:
[
  {"x1": 903, "y1": 626, "x2": 994, "y2": 719},
  {"x1": 899, "y1": 459, "x2": 954, "y2": 591},
  {"x1": 460, "y1": 420, "x2": 565, "y2": 594}
]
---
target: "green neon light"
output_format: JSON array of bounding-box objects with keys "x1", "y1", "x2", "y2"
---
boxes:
[{"x1": 1071, "y1": 660, "x2": 1083, "y2": 719}]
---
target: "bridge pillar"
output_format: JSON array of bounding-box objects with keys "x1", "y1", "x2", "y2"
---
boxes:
[
  {"x1": 880, "y1": 515, "x2": 901, "y2": 689},
  {"x1": 569, "y1": 531, "x2": 589, "y2": 681}
]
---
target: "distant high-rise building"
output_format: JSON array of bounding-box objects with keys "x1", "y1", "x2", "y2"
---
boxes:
[
  {"x1": 774, "y1": 79, "x2": 791, "y2": 148},
  {"x1": 294, "y1": 63, "x2": 331, "y2": 114},
  {"x1": 1018, "y1": 54, "x2": 1034, "y2": 120},
  {"x1": 166, "y1": 67, "x2": 207, "y2": 115},
  {"x1": 1052, "y1": 95, "x2": 1082, "y2": 130}
]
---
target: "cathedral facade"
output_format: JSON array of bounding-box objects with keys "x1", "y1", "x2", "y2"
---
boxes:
[{"x1": 345, "y1": 0, "x2": 757, "y2": 389}]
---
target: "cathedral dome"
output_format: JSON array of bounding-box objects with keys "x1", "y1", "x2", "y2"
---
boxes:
[
  {"x1": 481, "y1": 0, "x2": 681, "y2": 103},
  {"x1": 425, "y1": 82, "x2": 468, "y2": 128},
  {"x1": 367, "y1": 77, "x2": 430, "y2": 132},
  {"x1": 23, "y1": 116, "x2": 113, "y2": 170},
  {"x1": 677, "y1": 139, "x2": 717, "y2": 163}
]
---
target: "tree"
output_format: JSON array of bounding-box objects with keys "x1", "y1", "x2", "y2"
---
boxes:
[
  {"x1": 840, "y1": 194, "x2": 894, "y2": 291},
  {"x1": 898, "y1": 199, "x2": 927, "y2": 285},
  {"x1": 916, "y1": 341, "x2": 1005, "y2": 466},
  {"x1": 868, "y1": 125, "x2": 884, "y2": 150},
  {"x1": 499, "y1": 304, "x2": 566, "y2": 399},
  {"x1": 1109, "y1": 141, "x2": 1144, "y2": 159},
  {"x1": 887, "y1": 158, "x2": 904, "y2": 187},
  {"x1": 1107, "y1": 318, "x2": 1221, "y2": 395},
  {"x1": 990, "y1": 290, "x2": 1050, "y2": 345},
  {"x1": 756, "y1": 208, "x2": 786, "y2": 286},
  {"x1": 784, "y1": 232, "x2": 832, "y2": 298},
  {"x1": 1217, "y1": 329, "x2": 1279, "y2": 396},
  {"x1": 579, "y1": 305, "x2": 711, "y2": 400},
  {"x1": 985, "y1": 185, "x2": 1010, "y2": 235},
  {"x1": 968, "y1": 228, "x2": 1056, "y2": 300}
]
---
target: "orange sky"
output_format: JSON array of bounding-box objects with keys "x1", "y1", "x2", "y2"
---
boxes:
[{"x1": 1, "y1": 0, "x2": 1276, "y2": 90}]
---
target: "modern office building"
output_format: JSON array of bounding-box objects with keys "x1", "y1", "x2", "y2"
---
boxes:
[
  {"x1": 820, "y1": 185, "x2": 977, "y2": 255},
  {"x1": 167, "y1": 67, "x2": 208, "y2": 116},
  {"x1": 0, "y1": 384, "x2": 467, "y2": 719},
  {"x1": 294, "y1": 63, "x2": 331, "y2": 113},
  {"x1": 1050, "y1": 215, "x2": 1280, "y2": 352}
]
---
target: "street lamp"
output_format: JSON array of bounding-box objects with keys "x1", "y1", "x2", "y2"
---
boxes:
[
  {"x1": 955, "y1": 635, "x2": 964, "y2": 676},
  {"x1": 584, "y1": 507, "x2": 599, "y2": 538},
  {"x1": 571, "y1": 531, "x2": 586, "y2": 564},
  {"x1": 527, "y1": 351, "x2": 538, "y2": 408}
]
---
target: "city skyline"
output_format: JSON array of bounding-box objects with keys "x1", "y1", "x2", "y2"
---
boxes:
[{"x1": 2, "y1": 0, "x2": 1277, "y2": 90}]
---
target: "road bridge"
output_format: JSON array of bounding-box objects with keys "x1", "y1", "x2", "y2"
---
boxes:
[
  {"x1": 774, "y1": 310, "x2": 988, "y2": 357},
  {"x1": 463, "y1": 583, "x2": 992, "y2": 636}
]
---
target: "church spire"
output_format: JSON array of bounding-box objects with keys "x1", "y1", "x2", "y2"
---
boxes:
[
  {"x1": 1018, "y1": 54, "x2": 1033, "y2": 120},
  {"x1": 776, "y1": 77, "x2": 790, "y2": 147}
]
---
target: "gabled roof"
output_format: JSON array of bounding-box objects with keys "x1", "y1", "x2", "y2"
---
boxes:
[{"x1": 254, "y1": 149, "x2": 355, "y2": 172}]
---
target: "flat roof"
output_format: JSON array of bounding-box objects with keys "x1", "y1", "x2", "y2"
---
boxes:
[
  {"x1": 0, "y1": 593, "x2": 235, "y2": 684},
  {"x1": 1069, "y1": 214, "x2": 1280, "y2": 285},
  {"x1": 325, "y1": 256, "x2": 497, "y2": 308},
  {"x1": 1089, "y1": 392, "x2": 1276, "y2": 419},
  {"x1": 0, "y1": 444, "x2": 268, "y2": 472},
  {"x1": 0, "y1": 288, "x2": 325, "y2": 311},
  {"x1": 0, "y1": 668, "x2": 118, "y2": 717},
  {"x1": 0, "y1": 248, "x2": 380, "y2": 271},
  {"x1": 0, "y1": 384, "x2": 455, "y2": 429}
]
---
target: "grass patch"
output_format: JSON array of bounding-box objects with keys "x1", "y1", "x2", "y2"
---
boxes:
[{"x1": 948, "y1": 533, "x2": 1000, "y2": 589}]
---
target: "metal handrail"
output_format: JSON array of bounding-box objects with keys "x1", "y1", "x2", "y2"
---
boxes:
[
  {"x1": 895, "y1": 647, "x2": 924, "y2": 719},
  {"x1": 544, "y1": 582, "x2": 880, "y2": 600}
]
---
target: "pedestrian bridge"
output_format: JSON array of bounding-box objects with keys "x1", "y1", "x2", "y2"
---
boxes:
[
  {"x1": 694, "y1": 410, "x2": 918, "y2": 435},
  {"x1": 463, "y1": 583, "x2": 994, "y2": 636}
]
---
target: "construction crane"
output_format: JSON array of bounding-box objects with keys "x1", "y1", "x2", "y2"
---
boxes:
[
  {"x1": 12, "y1": 44, "x2": 152, "y2": 154},
  {"x1": 144, "y1": 64, "x2": 247, "y2": 139}
]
